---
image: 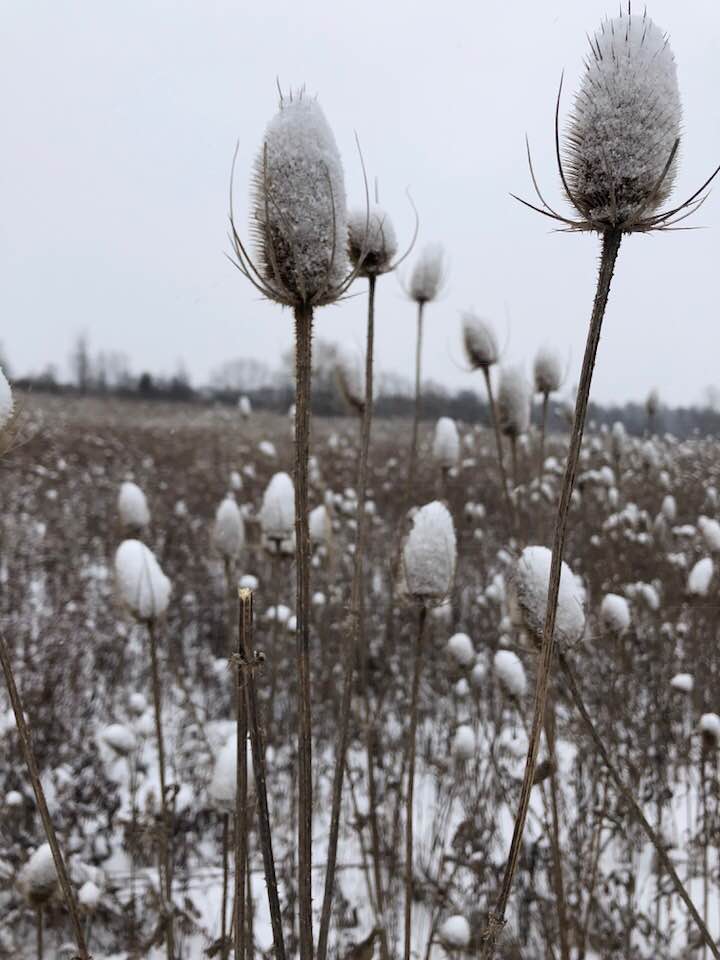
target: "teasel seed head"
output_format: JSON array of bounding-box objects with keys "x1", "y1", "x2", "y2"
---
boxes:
[
  {"x1": 533, "y1": 345, "x2": 563, "y2": 395},
  {"x1": 433, "y1": 417, "x2": 460, "y2": 469},
  {"x1": 348, "y1": 205, "x2": 397, "y2": 277},
  {"x1": 408, "y1": 244, "x2": 444, "y2": 304},
  {"x1": 461, "y1": 312, "x2": 499, "y2": 370},
  {"x1": 402, "y1": 501, "x2": 457, "y2": 605},
  {"x1": 497, "y1": 366, "x2": 532, "y2": 439}
]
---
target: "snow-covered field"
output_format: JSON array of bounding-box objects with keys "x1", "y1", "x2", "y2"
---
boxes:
[{"x1": 2, "y1": 394, "x2": 720, "y2": 959}]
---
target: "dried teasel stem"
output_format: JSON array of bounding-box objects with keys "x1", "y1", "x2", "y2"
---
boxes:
[
  {"x1": 293, "y1": 303, "x2": 314, "y2": 960},
  {"x1": 317, "y1": 274, "x2": 379, "y2": 960},
  {"x1": 236, "y1": 588, "x2": 286, "y2": 960},
  {"x1": 147, "y1": 619, "x2": 174, "y2": 960},
  {"x1": 404, "y1": 604, "x2": 428, "y2": 960},
  {"x1": 0, "y1": 635, "x2": 90, "y2": 960},
  {"x1": 543, "y1": 703, "x2": 570, "y2": 960},
  {"x1": 481, "y1": 365, "x2": 515, "y2": 536},
  {"x1": 482, "y1": 228, "x2": 621, "y2": 958},
  {"x1": 537, "y1": 392, "x2": 549, "y2": 482},
  {"x1": 407, "y1": 300, "x2": 425, "y2": 495},
  {"x1": 235, "y1": 588, "x2": 250, "y2": 960},
  {"x1": 560, "y1": 651, "x2": 720, "y2": 960}
]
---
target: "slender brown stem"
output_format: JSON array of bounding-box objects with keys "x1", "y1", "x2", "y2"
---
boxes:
[
  {"x1": 543, "y1": 704, "x2": 570, "y2": 960},
  {"x1": 404, "y1": 605, "x2": 427, "y2": 960},
  {"x1": 482, "y1": 365, "x2": 515, "y2": 536},
  {"x1": 317, "y1": 274, "x2": 377, "y2": 960},
  {"x1": 37, "y1": 907, "x2": 43, "y2": 960},
  {"x1": 293, "y1": 304, "x2": 314, "y2": 960},
  {"x1": 0, "y1": 635, "x2": 90, "y2": 960},
  {"x1": 148, "y1": 620, "x2": 174, "y2": 960},
  {"x1": 407, "y1": 300, "x2": 425, "y2": 494},
  {"x1": 538, "y1": 392, "x2": 549, "y2": 482},
  {"x1": 235, "y1": 587, "x2": 249, "y2": 960},
  {"x1": 238, "y1": 589, "x2": 286, "y2": 960},
  {"x1": 221, "y1": 813, "x2": 230, "y2": 960},
  {"x1": 482, "y1": 227, "x2": 622, "y2": 958},
  {"x1": 560, "y1": 652, "x2": 720, "y2": 960}
]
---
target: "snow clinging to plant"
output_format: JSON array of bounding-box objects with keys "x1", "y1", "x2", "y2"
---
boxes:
[
  {"x1": 118, "y1": 481, "x2": 151, "y2": 530},
  {"x1": 511, "y1": 546, "x2": 586, "y2": 647},
  {"x1": 259, "y1": 472, "x2": 295, "y2": 542},
  {"x1": 212, "y1": 494, "x2": 245, "y2": 560},
  {"x1": 433, "y1": 417, "x2": 460, "y2": 469},
  {"x1": 403, "y1": 501, "x2": 456, "y2": 603},
  {"x1": 497, "y1": 366, "x2": 531, "y2": 439},
  {"x1": 0, "y1": 366, "x2": 13, "y2": 430},
  {"x1": 114, "y1": 539, "x2": 172, "y2": 622},
  {"x1": 409, "y1": 244, "x2": 444, "y2": 304},
  {"x1": 347, "y1": 205, "x2": 397, "y2": 277}
]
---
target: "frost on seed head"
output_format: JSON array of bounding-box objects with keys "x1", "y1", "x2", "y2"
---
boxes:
[
  {"x1": 534, "y1": 345, "x2": 563, "y2": 395},
  {"x1": 251, "y1": 93, "x2": 348, "y2": 307},
  {"x1": 409, "y1": 244, "x2": 444, "y2": 304},
  {"x1": 259, "y1": 472, "x2": 295, "y2": 543},
  {"x1": 565, "y1": 10, "x2": 681, "y2": 229},
  {"x1": 497, "y1": 366, "x2": 531, "y2": 439},
  {"x1": 212, "y1": 494, "x2": 246, "y2": 560},
  {"x1": 433, "y1": 417, "x2": 460, "y2": 469},
  {"x1": 403, "y1": 501, "x2": 457, "y2": 604},
  {"x1": 510, "y1": 545, "x2": 586, "y2": 648},
  {"x1": 114, "y1": 539, "x2": 172, "y2": 622},
  {"x1": 347, "y1": 205, "x2": 397, "y2": 277},
  {"x1": 462, "y1": 312, "x2": 499, "y2": 370}
]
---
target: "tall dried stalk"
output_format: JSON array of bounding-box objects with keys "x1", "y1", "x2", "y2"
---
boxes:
[
  {"x1": 293, "y1": 304, "x2": 314, "y2": 960},
  {"x1": 235, "y1": 588, "x2": 250, "y2": 960},
  {"x1": 404, "y1": 605, "x2": 427, "y2": 960},
  {"x1": 221, "y1": 814, "x2": 230, "y2": 960},
  {"x1": 406, "y1": 301, "x2": 425, "y2": 494},
  {"x1": 482, "y1": 227, "x2": 622, "y2": 958},
  {"x1": 0, "y1": 635, "x2": 90, "y2": 960},
  {"x1": 147, "y1": 620, "x2": 174, "y2": 960},
  {"x1": 237, "y1": 588, "x2": 286, "y2": 960},
  {"x1": 543, "y1": 703, "x2": 570, "y2": 960},
  {"x1": 318, "y1": 274, "x2": 378, "y2": 960},
  {"x1": 537, "y1": 392, "x2": 549, "y2": 482},
  {"x1": 481, "y1": 366, "x2": 515, "y2": 535}
]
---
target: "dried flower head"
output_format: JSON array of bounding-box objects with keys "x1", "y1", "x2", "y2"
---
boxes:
[
  {"x1": 18, "y1": 844, "x2": 57, "y2": 907},
  {"x1": 402, "y1": 501, "x2": 457, "y2": 604},
  {"x1": 533, "y1": 345, "x2": 563, "y2": 395},
  {"x1": 433, "y1": 417, "x2": 460, "y2": 469},
  {"x1": 114, "y1": 539, "x2": 172, "y2": 622},
  {"x1": 462, "y1": 312, "x2": 499, "y2": 370},
  {"x1": 230, "y1": 91, "x2": 352, "y2": 307},
  {"x1": 517, "y1": 7, "x2": 720, "y2": 233},
  {"x1": 118, "y1": 480, "x2": 151, "y2": 530},
  {"x1": 497, "y1": 366, "x2": 532, "y2": 439},
  {"x1": 509, "y1": 545, "x2": 586, "y2": 648},
  {"x1": 212, "y1": 494, "x2": 246, "y2": 559},
  {"x1": 409, "y1": 244, "x2": 444, "y2": 304},
  {"x1": 259, "y1": 471, "x2": 295, "y2": 543},
  {"x1": 348, "y1": 205, "x2": 397, "y2": 277}
]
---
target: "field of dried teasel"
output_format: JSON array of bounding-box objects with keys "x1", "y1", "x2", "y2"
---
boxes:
[
  {"x1": 3, "y1": 391, "x2": 720, "y2": 960},
  {"x1": 4, "y1": 4, "x2": 720, "y2": 960}
]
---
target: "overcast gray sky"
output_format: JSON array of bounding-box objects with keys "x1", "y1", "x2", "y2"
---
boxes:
[{"x1": 2, "y1": 0, "x2": 719, "y2": 405}]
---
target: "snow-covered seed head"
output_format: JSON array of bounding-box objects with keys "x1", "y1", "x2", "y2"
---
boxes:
[
  {"x1": 118, "y1": 480, "x2": 150, "y2": 530},
  {"x1": 494, "y1": 649, "x2": 527, "y2": 699},
  {"x1": 497, "y1": 366, "x2": 532, "y2": 439},
  {"x1": 347, "y1": 205, "x2": 397, "y2": 277},
  {"x1": 533, "y1": 346, "x2": 563, "y2": 395},
  {"x1": 259, "y1": 472, "x2": 295, "y2": 544},
  {"x1": 409, "y1": 244, "x2": 444, "y2": 304},
  {"x1": 446, "y1": 632, "x2": 475, "y2": 667},
  {"x1": 600, "y1": 593, "x2": 631, "y2": 635},
  {"x1": 433, "y1": 417, "x2": 460, "y2": 469},
  {"x1": 208, "y1": 731, "x2": 255, "y2": 814},
  {"x1": 564, "y1": 10, "x2": 682, "y2": 231},
  {"x1": 114, "y1": 539, "x2": 172, "y2": 622},
  {"x1": 18, "y1": 844, "x2": 57, "y2": 907},
  {"x1": 451, "y1": 725, "x2": 477, "y2": 762},
  {"x1": 402, "y1": 501, "x2": 457, "y2": 605},
  {"x1": 0, "y1": 366, "x2": 14, "y2": 431},
  {"x1": 699, "y1": 516, "x2": 720, "y2": 554},
  {"x1": 509, "y1": 546, "x2": 586, "y2": 648},
  {"x1": 309, "y1": 503, "x2": 332, "y2": 546},
  {"x1": 699, "y1": 713, "x2": 720, "y2": 749},
  {"x1": 239, "y1": 395, "x2": 252, "y2": 419},
  {"x1": 438, "y1": 915, "x2": 471, "y2": 950},
  {"x1": 646, "y1": 388, "x2": 660, "y2": 418},
  {"x1": 101, "y1": 723, "x2": 137, "y2": 758},
  {"x1": 688, "y1": 557, "x2": 713, "y2": 597},
  {"x1": 250, "y1": 93, "x2": 348, "y2": 307},
  {"x1": 670, "y1": 672, "x2": 694, "y2": 694},
  {"x1": 335, "y1": 349, "x2": 365, "y2": 416},
  {"x1": 212, "y1": 494, "x2": 246, "y2": 560},
  {"x1": 462, "y1": 312, "x2": 499, "y2": 370},
  {"x1": 611, "y1": 421, "x2": 626, "y2": 460}
]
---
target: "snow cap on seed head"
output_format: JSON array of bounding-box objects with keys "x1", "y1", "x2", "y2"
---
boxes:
[
  {"x1": 18, "y1": 844, "x2": 57, "y2": 907},
  {"x1": 564, "y1": 9, "x2": 682, "y2": 231},
  {"x1": 249, "y1": 91, "x2": 348, "y2": 307},
  {"x1": 462, "y1": 312, "x2": 498, "y2": 370},
  {"x1": 497, "y1": 366, "x2": 532, "y2": 439},
  {"x1": 509, "y1": 546, "x2": 585, "y2": 647},
  {"x1": 0, "y1": 365, "x2": 13, "y2": 431},
  {"x1": 212, "y1": 494, "x2": 246, "y2": 560},
  {"x1": 347, "y1": 205, "x2": 397, "y2": 277},
  {"x1": 433, "y1": 417, "x2": 460, "y2": 469},
  {"x1": 494, "y1": 649, "x2": 527, "y2": 699},
  {"x1": 208, "y1": 731, "x2": 255, "y2": 813},
  {"x1": 600, "y1": 593, "x2": 631, "y2": 635},
  {"x1": 439, "y1": 915, "x2": 471, "y2": 949},
  {"x1": 402, "y1": 501, "x2": 457, "y2": 604},
  {"x1": 409, "y1": 244, "x2": 444, "y2": 304},
  {"x1": 114, "y1": 540, "x2": 171, "y2": 622},
  {"x1": 118, "y1": 480, "x2": 150, "y2": 530},
  {"x1": 259, "y1": 472, "x2": 295, "y2": 543},
  {"x1": 533, "y1": 345, "x2": 563, "y2": 395}
]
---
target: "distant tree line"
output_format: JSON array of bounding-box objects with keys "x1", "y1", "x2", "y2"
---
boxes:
[{"x1": 6, "y1": 334, "x2": 720, "y2": 439}]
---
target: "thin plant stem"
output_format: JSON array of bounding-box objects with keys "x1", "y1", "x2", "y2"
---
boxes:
[
  {"x1": 0, "y1": 635, "x2": 90, "y2": 960},
  {"x1": 235, "y1": 588, "x2": 249, "y2": 960},
  {"x1": 293, "y1": 303, "x2": 314, "y2": 960},
  {"x1": 37, "y1": 907, "x2": 43, "y2": 960},
  {"x1": 510, "y1": 436, "x2": 519, "y2": 491},
  {"x1": 404, "y1": 604, "x2": 427, "y2": 960},
  {"x1": 538, "y1": 392, "x2": 549, "y2": 482},
  {"x1": 560, "y1": 652, "x2": 720, "y2": 960},
  {"x1": 221, "y1": 814, "x2": 230, "y2": 960},
  {"x1": 406, "y1": 300, "x2": 425, "y2": 494},
  {"x1": 317, "y1": 274, "x2": 377, "y2": 960},
  {"x1": 481, "y1": 365, "x2": 515, "y2": 536},
  {"x1": 481, "y1": 227, "x2": 622, "y2": 958},
  {"x1": 543, "y1": 703, "x2": 570, "y2": 960},
  {"x1": 147, "y1": 619, "x2": 174, "y2": 960},
  {"x1": 237, "y1": 588, "x2": 286, "y2": 960}
]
